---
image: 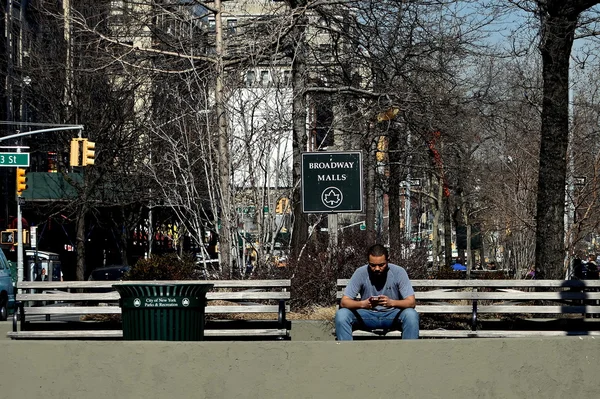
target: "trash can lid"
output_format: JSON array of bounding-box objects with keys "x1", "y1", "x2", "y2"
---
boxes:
[
  {"x1": 113, "y1": 281, "x2": 214, "y2": 287},
  {"x1": 112, "y1": 281, "x2": 214, "y2": 297}
]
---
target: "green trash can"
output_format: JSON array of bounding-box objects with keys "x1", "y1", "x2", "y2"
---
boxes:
[{"x1": 113, "y1": 282, "x2": 214, "y2": 341}]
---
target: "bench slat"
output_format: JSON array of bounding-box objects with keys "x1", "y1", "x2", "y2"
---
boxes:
[
  {"x1": 22, "y1": 306, "x2": 121, "y2": 315},
  {"x1": 17, "y1": 280, "x2": 291, "y2": 290},
  {"x1": 18, "y1": 305, "x2": 290, "y2": 315},
  {"x1": 204, "y1": 329, "x2": 288, "y2": 337},
  {"x1": 6, "y1": 329, "x2": 288, "y2": 339},
  {"x1": 206, "y1": 305, "x2": 289, "y2": 314},
  {"x1": 17, "y1": 291, "x2": 291, "y2": 302},
  {"x1": 352, "y1": 330, "x2": 600, "y2": 338},
  {"x1": 337, "y1": 291, "x2": 600, "y2": 300},
  {"x1": 417, "y1": 292, "x2": 600, "y2": 300},
  {"x1": 415, "y1": 305, "x2": 600, "y2": 314},
  {"x1": 337, "y1": 279, "x2": 600, "y2": 288},
  {"x1": 7, "y1": 331, "x2": 123, "y2": 339},
  {"x1": 208, "y1": 292, "x2": 290, "y2": 300},
  {"x1": 472, "y1": 305, "x2": 600, "y2": 314},
  {"x1": 18, "y1": 293, "x2": 120, "y2": 301}
]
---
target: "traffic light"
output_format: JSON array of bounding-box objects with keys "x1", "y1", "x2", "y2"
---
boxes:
[
  {"x1": 70, "y1": 138, "x2": 81, "y2": 166},
  {"x1": 1, "y1": 230, "x2": 16, "y2": 245},
  {"x1": 70, "y1": 138, "x2": 95, "y2": 166},
  {"x1": 16, "y1": 168, "x2": 27, "y2": 196},
  {"x1": 1, "y1": 230, "x2": 29, "y2": 246},
  {"x1": 21, "y1": 230, "x2": 29, "y2": 245},
  {"x1": 275, "y1": 198, "x2": 290, "y2": 214},
  {"x1": 377, "y1": 106, "x2": 399, "y2": 122},
  {"x1": 376, "y1": 136, "x2": 387, "y2": 162},
  {"x1": 82, "y1": 139, "x2": 96, "y2": 166}
]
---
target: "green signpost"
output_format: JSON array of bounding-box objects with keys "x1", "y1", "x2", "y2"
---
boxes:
[
  {"x1": 0, "y1": 153, "x2": 29, "y2": 167},
  {"x1": 302, "y1": 151, "x2": 363, "y2": 213}
]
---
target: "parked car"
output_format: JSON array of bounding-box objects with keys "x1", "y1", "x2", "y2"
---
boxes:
[
  {"x1": 0, "y1": 249, "x2": 16, "y2": 320},
  {"x1": 88, "y1": 265, "x2": 130, "y2": 281}
]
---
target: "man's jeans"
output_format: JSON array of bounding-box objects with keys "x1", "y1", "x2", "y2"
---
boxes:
[{"x1": 335, "y1": 308, "x2": 419, "y2": 341}]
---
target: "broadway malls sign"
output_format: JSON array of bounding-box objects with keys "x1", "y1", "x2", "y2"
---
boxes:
[{"x1": 301, "y1": 151, "x2": 363, "y2": 213}]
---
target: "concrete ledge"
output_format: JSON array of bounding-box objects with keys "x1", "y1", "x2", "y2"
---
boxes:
[
  {"x1": 1, "y1": 337, "x2": 599, "y2": 398},
  {"x1": 290, "y1": 320, "x2": 334, "y2": 341}
]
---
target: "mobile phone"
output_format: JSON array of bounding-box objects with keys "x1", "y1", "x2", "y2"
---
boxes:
[{"x1": 371, "y1": 296, "x2": 380, "y2": 302}]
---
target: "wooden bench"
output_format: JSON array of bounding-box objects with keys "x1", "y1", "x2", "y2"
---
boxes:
[
  {"x1": 336, "y1": 279, "x2": 600, "y2": 338},
  {"x1": 8, "y1": 279, "x2": 291, "y2": 340}
]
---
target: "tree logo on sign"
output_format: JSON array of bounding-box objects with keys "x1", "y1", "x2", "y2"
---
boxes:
[{"x1": 321, "y1": 187, "x2": 343, "y2": 209}]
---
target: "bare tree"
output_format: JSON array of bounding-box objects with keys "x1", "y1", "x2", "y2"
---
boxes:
[{"x1": 503, "y1": 1, "x2": 600, "y2": 277}]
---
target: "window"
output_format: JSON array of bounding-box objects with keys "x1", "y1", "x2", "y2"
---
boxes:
[
  {"x1": 246, "y1": 70, "x2": 256, "y2": 86},
  {"x1": 314, "y1": 101, "x2": 334, "y2": 149},
  {"x1": 260, "y1": 71, "x2": 269, "y2": 86},
  {"x1": 282, "y1": 70, "x2": 291, "y2": 86},
  {"x1": 227, "y1": 19, "x2": 237, "y2": 34}
]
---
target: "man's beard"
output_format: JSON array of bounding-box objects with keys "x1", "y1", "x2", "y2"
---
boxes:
[{"x1": 368, "y1": 267, "x2": 388, "y2": 281}]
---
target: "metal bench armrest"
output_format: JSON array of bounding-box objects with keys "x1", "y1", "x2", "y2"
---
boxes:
[
  {"x1": 277, "y1": 299, "x2": 288, "y2": 339},
  {"x1": 13, "y1": 301, "x2": 24, "y2": 332}
]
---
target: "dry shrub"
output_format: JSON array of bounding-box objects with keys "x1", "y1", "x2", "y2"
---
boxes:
[
  {"x1": 431, "y1": 266, "x2": 466, "y2": 280},
  {"x1": 393, "y1": 244, "x2": 430, "y2": 279},
  {"x1": 286, "y1": 229, "x2": 370, "y2": 311},
  {"x1": 124, "y1": 253, "x2": 198, "y2": 280},
  {"x1": 81, "y1": 313, "x2": 121, "y2": 322}
]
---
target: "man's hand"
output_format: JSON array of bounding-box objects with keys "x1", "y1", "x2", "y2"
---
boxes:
[
  {"x1": 375, "y1": 295, "x2": 393, "y2": 308},
  {"x1": 341, "y1": 294, "x2": 416, "y2": 310},
  {"x1": 367, "y1": 296, "x2": 381, "y2": 308}
]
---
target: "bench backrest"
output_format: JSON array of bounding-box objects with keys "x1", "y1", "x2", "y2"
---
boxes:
[
  {"x1": 337, "y1": 279, "x2": 600, "y2": 302},
  {"x1": 15, "y1": 279, "x2": 291, "y2": 313}
]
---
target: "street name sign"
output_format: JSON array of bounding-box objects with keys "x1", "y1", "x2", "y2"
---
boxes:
[
  {"x1": 400, "y1": 178, "x2": 421, "y2": 187},
  {"x1": 302, "y1": 151, "x2": 363, "y2": 213},
  {"x1": 0, "y1": 152, "x2": 30, "y2": 167}
]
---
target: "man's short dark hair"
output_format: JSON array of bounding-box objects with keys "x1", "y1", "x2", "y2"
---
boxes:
[{"x1": 368, "y1": 244, "x2": 388, "y2": 260}]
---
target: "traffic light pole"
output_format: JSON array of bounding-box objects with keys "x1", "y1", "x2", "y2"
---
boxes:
[
  {"x1": 1, "y1": 123, "x2": 84, "y2": 289},
  {"x1": 17, "y1": 147, "x2": 24, "y2": 293},
  {"x1": 17, "y1": 197, "x2": 23, "y2": 292},
  {"x1": 0, "y1": 124, "x2": 84, "y2": 142}
]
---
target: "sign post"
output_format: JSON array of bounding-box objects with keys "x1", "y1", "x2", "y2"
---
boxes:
[{"x1": 302, "y1": 151, "x2": 363, "y2": 213}]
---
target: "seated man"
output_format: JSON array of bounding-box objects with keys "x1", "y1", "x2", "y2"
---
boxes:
[{"x1": 335, "y1": 244, "x2": 419, "y2": 340}]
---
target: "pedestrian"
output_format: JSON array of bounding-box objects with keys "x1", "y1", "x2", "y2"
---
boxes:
[
  {"x1": 586, "y1": 254, "x2": 599, "y2": 280},
  {"x1": 35, "y1": 268, "x2": 48, "y2": 281},
  {"x1": 245, "y1": 257, "x2": 254, "y2": 278},
  {"x1": 334, "y1": 244, "x2": 419, "y2": 340},
  {"x1": 525, "y1": 265, "x2": 536, "y2": 279}
]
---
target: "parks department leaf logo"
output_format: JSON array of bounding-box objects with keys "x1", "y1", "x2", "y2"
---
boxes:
[
  {"x1": 321, "y1": 187, "x2": 343, "y2": 208},
  {"x1": 182, "y1": 298, "x2": 190, "y2": 307},
  {"x1": 133, "y1": 298, "x2": 141, "y2": 307}
]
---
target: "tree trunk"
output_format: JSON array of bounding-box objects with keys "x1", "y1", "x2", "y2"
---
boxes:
[
  {"x1": 214, "y1": 0, "x2": 232, "y2": 277},
  {"x1": 364, "y1": 126, "x2": 377, "y2": 245},
  {"x1": 430, "y1": 174, "x2": 443, "y2": 269},
  {"x1": 443, "y1": 195, "x2": 452, "y2": 268},
  {"x1": 535, "y1": 8, "x2": 577, "y2": 278},
  {"x1": 388, "y1": 131, "x2": 401, "y2": 258},
  {"x1": 290, "y1": 12, "x2": 309, "y2": 261},
  {"x1": 75, "y1": 205, "x2": 86, "y2": 281}
]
